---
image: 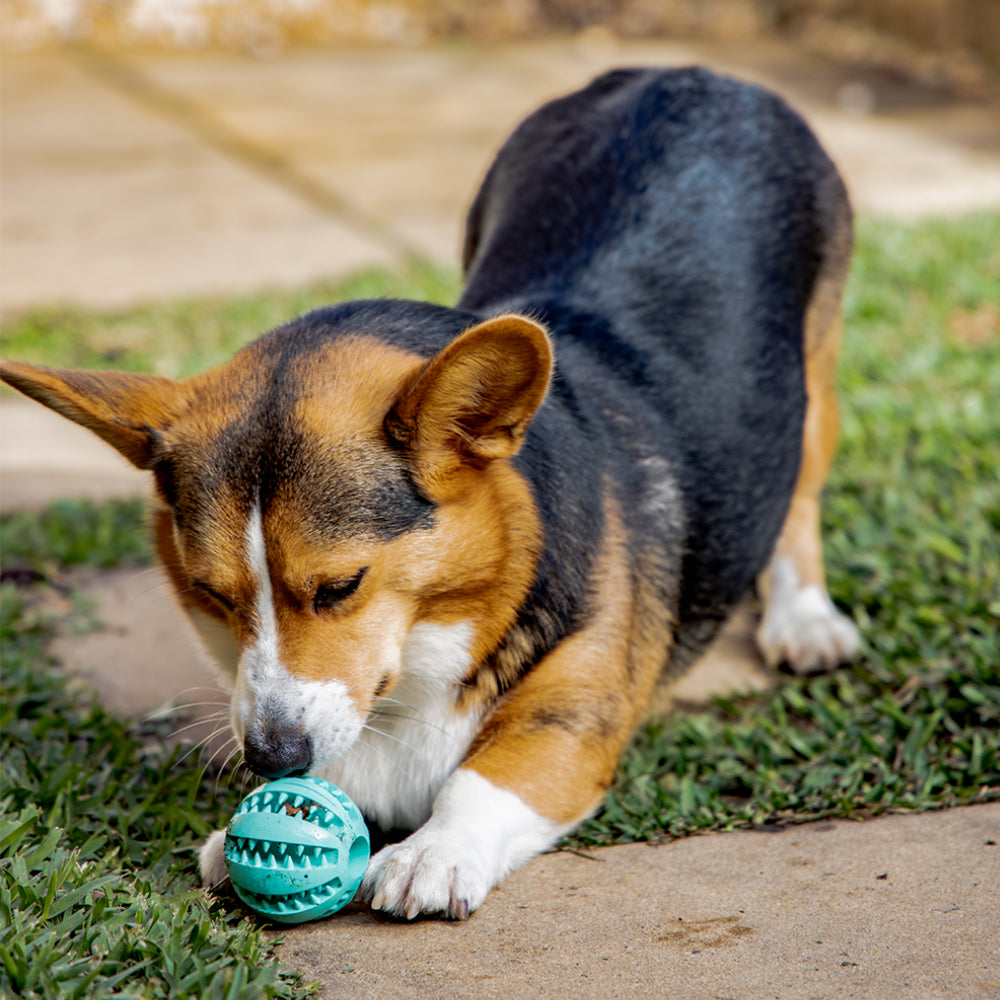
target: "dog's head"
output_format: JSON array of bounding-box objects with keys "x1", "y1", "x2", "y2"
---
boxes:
[{"x1": 1, "y1": 313, "x2": 551, "y2": 777}]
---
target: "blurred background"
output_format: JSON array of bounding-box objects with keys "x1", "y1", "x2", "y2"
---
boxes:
[
  {"x1": 2, "y1": 0, "x2": 999, "y2": 321},
  {"x1": 3, "y1": 0, "x2": 999, "y2": 87}
]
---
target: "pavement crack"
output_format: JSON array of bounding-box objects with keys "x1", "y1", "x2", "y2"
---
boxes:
[{"x1": 71, "y1": 47, "x2": 424, "y2": 261}]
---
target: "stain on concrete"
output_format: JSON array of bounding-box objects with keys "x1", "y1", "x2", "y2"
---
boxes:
[{"x1": 657, "y1": 914, "x2": 755, "y2": 949}]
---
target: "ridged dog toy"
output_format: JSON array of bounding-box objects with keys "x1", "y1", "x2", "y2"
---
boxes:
[{"x1": 224, "y1": 776, "x2": 370, "y2": 924}]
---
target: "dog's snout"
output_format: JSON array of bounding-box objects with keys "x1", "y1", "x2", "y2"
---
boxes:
[{"x1": 243, "y1": 726, "x2": 313, "y2": 779}]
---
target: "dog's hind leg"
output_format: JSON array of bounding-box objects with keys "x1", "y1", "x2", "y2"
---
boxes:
[{"x1": 756, "y1": 200, "x2": 860, "y2": 674}]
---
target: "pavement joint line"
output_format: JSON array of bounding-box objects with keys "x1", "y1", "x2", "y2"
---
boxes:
[{"x1": 70, "y1": 46, "x2": 427, "y2": 263}]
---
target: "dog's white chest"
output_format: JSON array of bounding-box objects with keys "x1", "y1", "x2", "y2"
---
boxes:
[{"x1": 317, "y1": 621, "x2": 483, "y2": 830}]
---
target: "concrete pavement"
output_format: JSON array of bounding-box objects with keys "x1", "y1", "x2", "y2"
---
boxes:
[
  {"x1": 2, "y1": 35, "x2": 998, "y2": 999},
  {"x1": 288, "y1": 804, "x2": 1000, "y2": 1000},
  {"x1": 2, "y1": 37, "x2": 1000, "y2": 322}
]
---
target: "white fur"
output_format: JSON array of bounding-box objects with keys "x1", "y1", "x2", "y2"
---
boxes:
[
  {"x1": 319, "y1": 621, "x2": 483, "y2": 830},
  {"x1": 246, "y1": 504, "x2": 279, "y2": 674},
  {"x1": 199, "y1": 829, "x2": 228, "y2": 886},
  {"x1": 638, "y1": 453, "x2": 682, "y2": 518},
  {"x1": 236, "y1": 503, "x2": 365, "y2": 759},
  {"x1": 757, "y1": 555, "x2": 860, "y2": 673},
  {"x1": 197, "y1": 619, "x2": 482, "y2": 889},
  {"x1": 360, "y1": 768, "x2": 569, "y2": 919}
]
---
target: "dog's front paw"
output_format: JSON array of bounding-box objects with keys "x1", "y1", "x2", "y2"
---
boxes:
[
  {"x1": 360, "y1": 831, "x2": 488, "y2": 920},
  {"x1": 199, "y1": 828, "x2": 229, "y2": 887},
  {"x1": 358, "y1": 768, "x2": 564, "y2": 920},
  {"x1": 757, "y1": 584, "x2": 860, "y2": 674},
  {"x1": 360, "y1": 831, "x2": 493, "y2": 920}
]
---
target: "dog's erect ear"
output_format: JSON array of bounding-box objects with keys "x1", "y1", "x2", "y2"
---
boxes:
[
  {"x1": 386, "y1": 314, "x2": 552, "y2": 488},
  {"x1": 0, "y1": 361, "x2": 180, "y2": 469}
]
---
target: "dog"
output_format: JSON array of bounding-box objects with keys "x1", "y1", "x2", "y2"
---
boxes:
[{"x1": 1, "y1": 66, "x2": 859, "y2": 920}]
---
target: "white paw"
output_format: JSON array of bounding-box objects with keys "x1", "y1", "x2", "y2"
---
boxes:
[
  {"x1": 359, "y1": 830, "x2": 489, "y2": 920},
  {"x1": 199, "y1": 828, "x2": 230, "y2": 887},
  {"x1": 757, "y1": 584, "x2": 860, "y2": 674},
  {"x1": 357, "y1": 768, "x2": 565, "y2": 920}
]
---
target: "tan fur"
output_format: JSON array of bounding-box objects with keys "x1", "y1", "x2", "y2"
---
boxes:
[
  {"x1": 387, "y1": 316, "x2": 553, "y2": 500},
  {"x1": 466, "y1": 497, "x2": 670, "y2": 825},
  {"x1": 760, "y1": 213, "x2": 851, "y2": 600},
  {"x1": 0, "y1": 319, "x2": 551, "y2": 726},
  {"x1": 0, "y1": 362, "x2": 178, "y2": 469}
]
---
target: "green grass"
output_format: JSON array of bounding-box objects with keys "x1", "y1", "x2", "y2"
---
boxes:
[
  {"x1": 0, "y1": 498, "x2": 153, "y2": 574},
  {"x1": 0, "y1": 533, "x2": 315, "y2": 998},
  {"x1": 0, "y1": 261, "x2": 460, "y2": 379},
  {"x1": 2, "y1": 213, "x2": 999, "y2": 993}
]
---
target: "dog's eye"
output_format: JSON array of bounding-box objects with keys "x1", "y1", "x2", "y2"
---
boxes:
[
  {"x1": 193, "y1": 582, "x2": 234, "y2": 613},
  {"x1": 313, "y1": 569, "x2": 367, "y2": 613}
]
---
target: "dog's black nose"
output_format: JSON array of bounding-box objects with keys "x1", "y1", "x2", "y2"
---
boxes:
[{"x1": 243, "y1": 728, "x2": 313, "y2": 779}]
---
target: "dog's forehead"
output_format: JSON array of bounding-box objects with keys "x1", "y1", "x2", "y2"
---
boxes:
[{"x1": 158, "y1": 332, "x2": 434, "y2": 547}]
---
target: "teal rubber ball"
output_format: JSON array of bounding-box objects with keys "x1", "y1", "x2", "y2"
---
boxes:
[{"x1": 224, "y1": 776, "x2": 370, "y2": 924}]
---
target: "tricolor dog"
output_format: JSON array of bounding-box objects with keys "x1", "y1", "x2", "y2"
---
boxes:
[{"x1": 1, "y1": 67, "x2": 859, "y2": 919}]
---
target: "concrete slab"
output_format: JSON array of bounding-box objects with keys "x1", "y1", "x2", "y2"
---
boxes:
[
  {"x1": 0, "y1": 52, "x2": 395, "y2": 320},
  {"x1": 114, "y1": 38, "x2": 1000, "y2": 266},
  {"x1": 47, "y1": 565, "x2": 231, "y2": 757},
  {"x1": 0, "y1": 400, "x2": 148, "y2": 509},
  {"x1": 279, "y1": 804, "x2": 1000, "y2": 1000},
  {"x1": 2, "y1": 38, "x2": 999, "y2": 323}
]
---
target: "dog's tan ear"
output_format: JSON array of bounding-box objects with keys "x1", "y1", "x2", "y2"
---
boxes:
[
  {"x1": 386, "y1": 314, "x2": 552, "y2": 489},
  {"x1": 0, "y1": 360, "x2": 180, "y2": 469}
]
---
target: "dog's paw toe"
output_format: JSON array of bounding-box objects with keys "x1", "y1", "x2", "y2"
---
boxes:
[
  {"x1": 199, "y1": 828, "x2": 230, "y2": 887},
  {"x1": 758, "y1": 586, "x2": 859, "y2": 674},
  {"x1": 360, "y1": 835, "x2": 487, "y2": 920}
]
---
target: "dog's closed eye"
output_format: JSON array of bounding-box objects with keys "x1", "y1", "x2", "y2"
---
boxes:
[
  {"x1": 313, "y1": 569, "x2": 367, "y2": 613},
  {"x1": 194, "y1": 581, "x2": 235, "y2": 613}
]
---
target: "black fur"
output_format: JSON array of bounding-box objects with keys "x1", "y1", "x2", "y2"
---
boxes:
[
  {"x1": 461, "y1": 66, "x2": 849, "y2": 675},
  {"x1": 195, "y1": 67, "x2": 848, "y2": 681}
]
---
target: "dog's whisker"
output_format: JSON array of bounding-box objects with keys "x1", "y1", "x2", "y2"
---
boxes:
[
  {"x1": 207, "y1": 742, "x2": 244, "y2": 794},
  {"x1": 369, "y1": 707, "x2": 461, "y2": 742},
  {"x1": 361, "y1": 724, "x2": 423, "y2": 755},
  {"x1": 204, "y1": 744, "x2": 247, "y2": 798},
  {"x1": 143, "y1": 684, "x2": 229, "y2": 713},
  {"x1": 127, "y1": 580, "x2": 178, "y2": 605},
  {"x1": 238, "y1": 765, "x2": 255, "y2": 797},
  {"x1": 145, "y1": 702, "x2": 229, "y2": 724},
  {"x1": 166, "y1": 714, "x2": 231, "y2": 744},
  {"x1": 113, "y1": 567, "x2": 183, "y2": 606},
  {"x1": 356, "y1": 727, "x2": 426, "y2": 779},
  {"x1": 121, "y1": 567, "x2": 170, "y2": 591},
  {"x1": 348, "y1": 742, "x2": 417, "y2": 782},
  {"x1": 355, "y1": 729, "x2": 420, "y2": 772},
  {"x1": 170, "y1": 722, "x2": 234, "y2": 770},
  {"x1": 161, "y1": 706, "x2": 229, "y2": 726},
  {"x1": 205, "y1": 731, "x2": 240, "y2": 767}
]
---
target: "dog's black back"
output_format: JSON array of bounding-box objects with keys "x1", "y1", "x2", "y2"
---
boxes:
[
  {"x1": 256, "y1": 67, "x2": 850, "y2": 678},
  {"x1": 458, "y1": 66, "x2": 850, "y2": 669}
]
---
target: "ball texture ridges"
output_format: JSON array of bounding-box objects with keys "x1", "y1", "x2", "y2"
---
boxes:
[{"x1": 224, "y1": 776, "x2": 370, "y2": 924}]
